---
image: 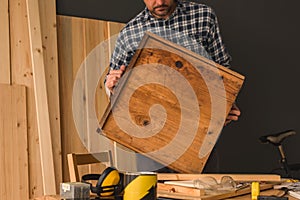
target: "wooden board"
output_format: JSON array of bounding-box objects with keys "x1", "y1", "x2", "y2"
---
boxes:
[
  {"x1": 157, "y1": 173, "x2": 281, "y2": 199},
  {"x1": 158, "y1": 183, "x2": 274, "y2": 200},
  {"x1": 158, "y1": 183, "x2": 204, "y2": 197},
  {"x1": 38, "y1": 0, "x2": 62, "y2": 192},
  {"x1": 57, "y1": 16, "x2": 125, "y2": 180},
  {"x1": 9, "y1": 0, "x2": 62, "y2": 197},
  {"x1": 9, "y1": 0, "x2": 43, "y2": 197},
  {"x1": 0, "y1": 84, "x2": 29, "y2": 200},
  {"x1": 26, "y1": 0, "x2": 56, "y2": 194},
  {"x1": 106, "y1": 21, "x2": 138, "y2": 172},
  {"x1": 100, "y1": 31, "x2": 245, "y2": 173},
  {"x1": 57, "y1": 15, "x2": 90, "y2": 182},
  {"x1": 0, "y1": 0, "x2": 10, "y2": 84},
  {"x1": 157, "y1": 173, "x2": 281, "y2": 182}
]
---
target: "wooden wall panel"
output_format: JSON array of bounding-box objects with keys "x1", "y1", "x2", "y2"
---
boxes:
[
  {"x1": 0, "y1": 84, "x2": 29, "y2": 200},
  {"x1": 0, "y1": 0, "x2": 11, "y2": 84}
]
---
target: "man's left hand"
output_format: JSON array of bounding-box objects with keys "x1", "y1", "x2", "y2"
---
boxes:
[{"x1": 224, "y1": 103, "x2": 241, "y2": 126}]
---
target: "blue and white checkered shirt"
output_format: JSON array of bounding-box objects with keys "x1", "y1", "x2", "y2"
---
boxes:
[{"x1": 109, "y1": 0, "x2": 231, "y2": 70}]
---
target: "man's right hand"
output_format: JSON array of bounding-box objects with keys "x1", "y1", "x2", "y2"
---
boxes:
[{"x1": 105, "y1": 65, "x2": 126, "y2": 94}]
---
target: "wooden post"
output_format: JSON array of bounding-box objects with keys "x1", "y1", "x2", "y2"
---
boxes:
[{"x1": 26, "y1": 0, "x2": 56, "y2": 195}]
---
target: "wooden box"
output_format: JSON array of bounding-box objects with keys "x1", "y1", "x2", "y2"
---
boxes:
[{"x1": 99, "y1": 32, "x2": 244, "y2": 173}]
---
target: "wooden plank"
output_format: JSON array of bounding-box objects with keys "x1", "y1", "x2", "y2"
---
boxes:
[
  {"x1": 10, "y1": 0, "x2": 33, "y2": 87},
  {"x1": 84, "y1": 19, "x2": 110, "y2": 151},
  {"x1": 157, "y1": 173, "x2": 281, "y2": 182},
  {"x1": 157, "y1": 183, "x2": 204, "y2": 196},
  {"x1": 106, "y1": 21, "x2": 139, "y2": 172},
  {"x1": 100, "y1": 32, "x2": 244, "y2": 173},
  {"x1": 67, "y1": 18, "x2": 115, "y2": 159},
  {"x1": 158, "y1": 183, "x2": 274, "y2": 200},
  {"x1": 57, "y1": 16, "x2": 90, "y2": 182},
  {"x1": 57, "y1": 16, "x2": 127, "y2": 180},
  {"x1": 0, "y1": 0, "x2": 11, "y2": 84},
  {"x1": 84, "y1": 19, "x2": 126, "y2": 176},
  {"x1": 107, "y1": 21, "x2": 125, "y2": 57},
  {"x1": 9, "y1": 0, "x2": 43, "y2": 197},
  {"x1": 0, "y1": 84, "x2": 29, "y2": 200},
  {"x1": 38, "y1": 0, "x2": 62, "y2": 192},
  {"x1": 32, "y1": 195, "x2": 61, "y2": 200},
  {"x1": 26, "y1": 0, "x2": 56, "y2": 195}
]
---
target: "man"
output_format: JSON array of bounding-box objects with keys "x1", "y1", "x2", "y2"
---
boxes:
[
  {"x1": 105, "y1": 0, "x2": 240, "y2": 171},
  {"x1": 106, "y1": 0, "x2": 240, "y2": 124}
]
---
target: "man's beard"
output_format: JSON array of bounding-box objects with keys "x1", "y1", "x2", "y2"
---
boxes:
[{"x1": 151, "y1": 5, "x2": 172, "y2": 18}]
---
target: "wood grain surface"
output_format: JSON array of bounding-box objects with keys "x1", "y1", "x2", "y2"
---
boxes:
[
  {"x1": 100, "y1": 32, "x2": 245, "y2": 173},
  {"x1": 0, "y1": 84, "x2": 29, "y2": 200}
]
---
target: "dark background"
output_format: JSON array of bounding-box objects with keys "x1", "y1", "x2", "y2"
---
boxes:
[{"x1": 56, "y1": 0, "x2": 300, "y2": 174}]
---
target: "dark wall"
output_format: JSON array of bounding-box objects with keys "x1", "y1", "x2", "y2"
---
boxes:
[
  {"x1": 56, "y1": 0, "x2": 300, "y2": 174},
  {"x1": 195, "y1": 0, "x2": 300, "y2": 174}
]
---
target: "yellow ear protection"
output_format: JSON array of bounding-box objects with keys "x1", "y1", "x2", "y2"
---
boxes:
[{"x1": 81, "y1": 167, "x2": 123, "y2": 197}]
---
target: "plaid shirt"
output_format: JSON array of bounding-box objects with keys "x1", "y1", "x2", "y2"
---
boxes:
[{"x1": 109, "y1": 0, "x2": 231, "y2": 70}]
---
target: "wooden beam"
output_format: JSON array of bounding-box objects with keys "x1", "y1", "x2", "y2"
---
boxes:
[
  {"x1": 0, "y1": 0, "x2": 11, "y2": 84},
  {"x1": 0, "y1": 84, "x2": 29, "y2": 199},
  {"x1": 26, "y1": 0, "x2": 56, "y2": 195}
]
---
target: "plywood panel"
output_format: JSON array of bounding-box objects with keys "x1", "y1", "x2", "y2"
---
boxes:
[
  {"x1": 0, "y1": 0, "x2": 10, "y2": 84},
  {"x1": 26, "y1": 0, "x2": 56, "y2": 194},
  {"x1": 0, "y1": 84, "x2": 29, "y2": 200},
  {"x1": 100, "y1": 32, "x2": 245, "y2": 173},
  {"x1": 9, "y1": 0, "x2": 43, "y2": 197}
]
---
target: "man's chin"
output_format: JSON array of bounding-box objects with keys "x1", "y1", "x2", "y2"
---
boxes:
[{"x1": 152, "y1": 11, "x2": 169, "y2": 18}]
